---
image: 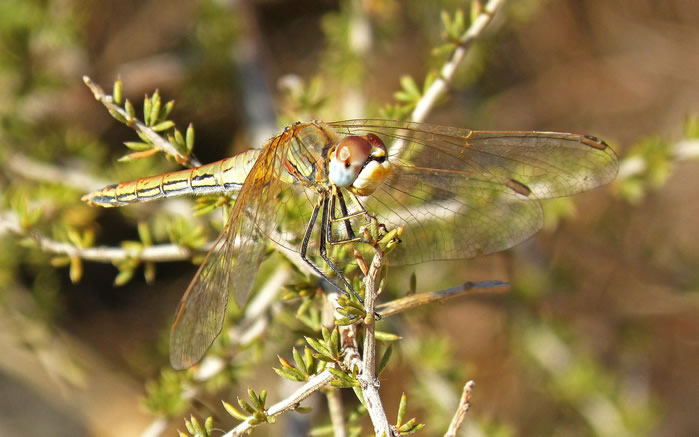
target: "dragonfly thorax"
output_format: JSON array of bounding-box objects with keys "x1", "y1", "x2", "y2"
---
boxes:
[{"x1": 328, "y1": 134, "x2": 392, "y2": 196}]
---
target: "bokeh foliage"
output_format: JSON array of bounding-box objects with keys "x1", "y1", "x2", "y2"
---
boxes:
[{"x1": 1, "y1": 0, "x2": 697, "y2": 436}]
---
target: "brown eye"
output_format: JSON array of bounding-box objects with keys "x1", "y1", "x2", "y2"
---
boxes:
[{"x1": 345, "y1": 161, "x2": 351, "y2": 168}]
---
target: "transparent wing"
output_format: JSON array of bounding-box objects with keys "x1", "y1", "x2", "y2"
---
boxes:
[
  {"x1": 329, "y1": 119, "x2": 618, "y2": 264},
  {"x1": 254, "y1": 124, "x2": 329, "y2": 264},
  {"x1": 169, "y1": 133, "x2": 289, "y2": 369}
]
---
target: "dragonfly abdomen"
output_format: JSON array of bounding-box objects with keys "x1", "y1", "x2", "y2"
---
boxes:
[{"x1": 82, "y1": 149, "x2": 261, "y2": 207}]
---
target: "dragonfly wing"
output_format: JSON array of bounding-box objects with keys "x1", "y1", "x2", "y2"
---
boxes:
[
  {"x1": 367, "y1": 166, "x2": 543, "y2": 263},
  {"x1": 329, "y1": 119, "x2": 618, "y2": 264},
  {"x1": 169, "y1": 133, "x2": 289, "y2": 369},
  {"x1": 330, "y1": 119, "x2": 618, "y2": 197},
  {"x1": 169, "y1": 225, "x2": 236, "y2": 370}
]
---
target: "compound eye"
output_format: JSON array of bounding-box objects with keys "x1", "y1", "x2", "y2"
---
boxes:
[
  {"x1": 335, "y1": 136, "x2": 372, "y2": 166},
  {"x1": 329, "y1": 136, "x2": 372, "y2": 188}
]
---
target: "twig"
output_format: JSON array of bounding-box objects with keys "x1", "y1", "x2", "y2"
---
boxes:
[
  {"x1": 2, "y1": 208, "x2": 318, "y2": 283},
  {"x1": 0, "y1": 210, "x2": 198, "y2": 262},
  {"x1": 388, "y1": 0, "x2": 507, "y2": 159},
  {"x1": 222, "y1": 369, "x2": 335, "y2": 437},
  {"x1": 138, "y1": 267, "x2": 288, "y2": 437},
  {"x1": 444, "y1": 381, "x2": 476, "y2": 437},
  {"x1": 376, "y1": 280, "x2": 509, "y2": 318},
  {"x1": 410, "y1": 0, "x2": 505, "y2": 124},
  {"x1": 82, "y1": 76, "x2": 201, "y2": 168},
  {"x1": 359, "y1": 247, "x2": 394, "y2": 436}
]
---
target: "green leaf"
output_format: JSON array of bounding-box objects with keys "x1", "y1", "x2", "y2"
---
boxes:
[
  {"x1": 398, "y1": 418, "x2": 424, "y2": 434},
  {"x1": 327, "y1": 367, "x2": 358, "y2": 388},
  {"x1": 222, "y1": 401, "x2": 249, "y2": 421},
  {"x1": 107, "y1": 108, "x2": 127, "y2": 124},
  {"x1": 144, "y1": 261, "x2": 156, "y2": 284},
  {"x1": 293, "y1": 347, "x2": 307, "y2": 374},
  {"x1": 396, "y1": 392, "x2": 407, "y2": 426},
  {"x1": 274, "y1": 366, "x2": 306, "y2": 382},
  {"x1": 123, "y1": 141, "x2": 151, "y2": 151},
  {"x1": 69, "y1": 256, "x2": 82, "y2": 283},
  {"x1": 186, "y1": 123, "x2": 195, "y2": 152},
  {"x1": 163, "y1": 100, "x2": 175, "y2": 120},
  {"x1": 396, "y1": 75, "x2": 421, "y2": 104},
  {"x1": 304, "y1": 346, "x2": 315, "y2": 374},
  {"x1": 50, "y1": 256, "x2": 71, "y2": 267},
  {"x1": 188, "y1": 416, "x2": 203, "y2": 435},
  {"x1": 174, "y1": 128, "x2": 185, "y2": 149},
  {"x1": 375, "y1": 331, "x2": 401, "y2": 342},
  {"x1": 352, "y1": 386, "x2": 365, "y2": 407},
  {"x1": 138, "y1": 222, "x2": 152, "y2": 246},
  {"x1": 125, "y1": 99, "x2": 135, "y2": 119},
  {"x1": 151, "y1": 120, "x2": 175, "y2": 132},
  {"x1": 238, "y1": 397, "x2": 255, "y2": 415},
  {"x1": 378, "y1": 345, "x2": 393, "y2": 375},
  {"x1": 305, "y1": 336, "x2": 330, "y2": 357},
  {"x1": 113, "y1": 268, "x2": 135, "y2": 286},
  {"x1": 248, "y1": 388, "x2": 263, "y2": 410},
  {"x1": 113, "y1": 79, "x2": 123, "y2": 105},
  {"x1": 149, "y1": 91, "x2": 161, "y2": 126},
  {"x1": 136, "y1": 130, "x2": 151, "y2": 144},
  {"x1": 143, "y1": 95, "x2": 152, "y2": 125},
  {"x1": 329, "y1": 328, "x2": 339, "y2": 357}
]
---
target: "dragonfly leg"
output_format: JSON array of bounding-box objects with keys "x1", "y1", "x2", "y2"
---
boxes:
[
  {"x1": 299, "y1": 196, "x2": 359, "y2": 301},
  {"x1": 330, "y1": 189, "x2": 356, "y2": 240},
  {"x1": 325, "y1": 195, "x2": 384, "y2": 320},
  {"x1": 319, "y1": 195, "x2": 365, "y2": 303},
  {"x1": 346, "y1": 193, "x2": 390, "y2": 244},
  {"x1": 326, "y1": 189, "x2": 375, "y2": 245}
]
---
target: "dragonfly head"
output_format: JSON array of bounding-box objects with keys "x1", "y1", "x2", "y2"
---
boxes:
[{"x1": 329, "y1": 134, "x2": 392, "y2": 196}]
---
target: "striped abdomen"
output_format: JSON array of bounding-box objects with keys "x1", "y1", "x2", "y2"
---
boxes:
[{"x1": 83, "y1": 149, "x2": 262, "y2": 207}]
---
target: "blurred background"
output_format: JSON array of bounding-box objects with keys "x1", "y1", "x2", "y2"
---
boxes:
[{"x1": 0, "y1": 0, "x2": 697, "y2": 436}]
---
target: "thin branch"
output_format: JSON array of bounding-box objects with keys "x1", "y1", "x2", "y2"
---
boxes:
[
  {"x1": 140, "y1": 267, "x2": 289, "y2": 437},
  {"x1": 444, "y1": 380, "x2": 476, "y2": 437},
  {"x1": 410, "y1": 0, "x2": 505, "y2": 123},
  {"x1": 388, "y1": 0, "x2": 507, "y2": 158},
  {"x1": 0, "y1": 210, "x2": 197, "y2": 262},
  {"x1": 376, "y1": 280, "x2": 509, "y2": 318},
  {"x1": 222, "y1": 370, "x2": 335, "y2": 437},
  {"x1": 359, "y1": 247, "x2": 394, "y2": 436},
  {"x1": 82, "y1": 75, "x2": 201, "y2": 168},
  {"x1": 2, "y1": 208, "x2": 320, "y2": 277}
]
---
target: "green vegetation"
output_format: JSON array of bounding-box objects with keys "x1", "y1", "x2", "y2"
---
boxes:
[{"x1": 0, "y1": 0, "x2": 697, "y2": 436}]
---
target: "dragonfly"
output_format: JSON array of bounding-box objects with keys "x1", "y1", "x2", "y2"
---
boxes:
[{"x1": 83, "y1": 119, "x2": 618, "y2": 369}]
